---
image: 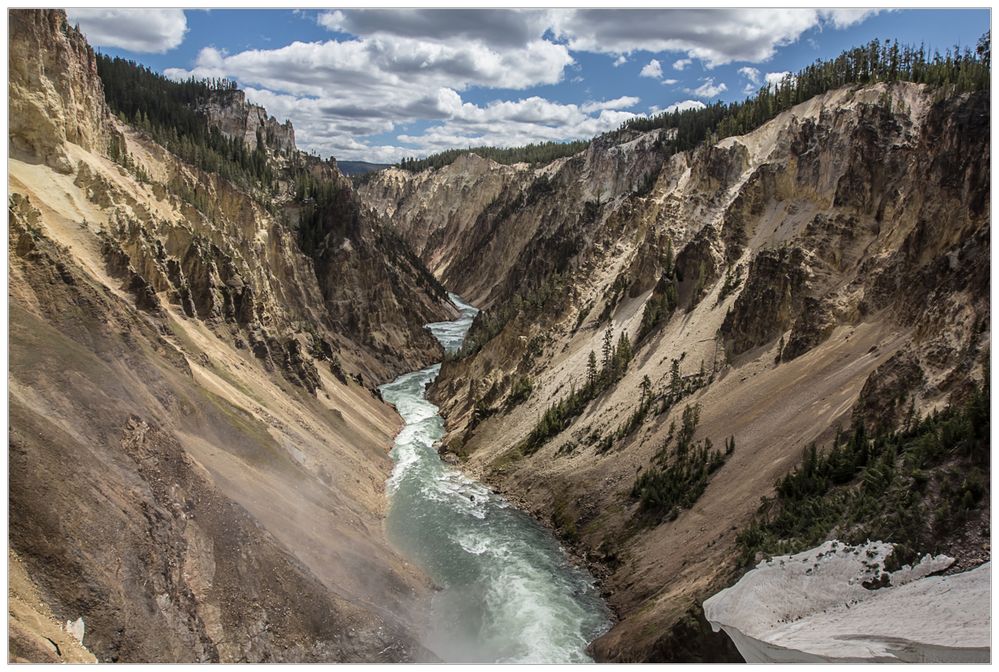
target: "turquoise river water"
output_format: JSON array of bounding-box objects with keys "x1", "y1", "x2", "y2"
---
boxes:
[{"x1": 379, "y1": 293, "x2": 612, "y2": 663}]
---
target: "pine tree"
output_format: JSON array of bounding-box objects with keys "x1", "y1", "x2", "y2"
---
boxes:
[
  {"x1": 601, "y1": 328, "x2": 614, "y2": 374},
  {"x1": 640, "y1": 375, "x2": 653, "y2": 409},
  {"x1": 586, "y1": 350, "x2": 598, "y2": 391},
  {"x1": 615, "y1": 332, "x2": 633, "y2": 372},
  {"x1": 669, "y1": 359, "x2": 682, "y2": 403}
]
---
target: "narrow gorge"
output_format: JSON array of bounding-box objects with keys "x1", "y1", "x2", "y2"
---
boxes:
[
  {"x1": 360, "y1": 74, "x2": 990, "y2": 662},
  {"x1": 381, "y1": 294, "x2": 611, "y2": 663},
  {"x1": 7, "y1": 8, "x2": 990, "y2": 664}
]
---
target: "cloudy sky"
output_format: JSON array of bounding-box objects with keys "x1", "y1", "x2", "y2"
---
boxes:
[{"x1": 67, "y1": 7, "x2": 989, "y2": 162}]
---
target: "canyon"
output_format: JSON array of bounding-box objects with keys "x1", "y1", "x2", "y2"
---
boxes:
[
  {"x1": 360, "y1": 76, "x2": 990, "y2": 661},
  {"x1": 7, "y1": 8, "x2": 990, "y2": 664}
]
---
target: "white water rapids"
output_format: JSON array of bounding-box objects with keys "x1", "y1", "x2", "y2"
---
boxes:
[{"x1": 379, "y1": 293, "x2": 611, "y2": 663}]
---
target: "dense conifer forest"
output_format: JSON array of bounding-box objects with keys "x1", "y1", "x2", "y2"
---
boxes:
[
  {"x1": 393, "y1": 34, "x2": 990, "y2": 174},
  {"x1": 615, "y1": 34, "x2": 990, "y2": 145},
  {"x1": 96, "y1": 55, "x2": 274, "y2": 188}
]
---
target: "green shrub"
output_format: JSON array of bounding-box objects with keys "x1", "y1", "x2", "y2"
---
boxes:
[
  {"x1": 736, "y1": 377, "x2": 989, "y2": 565},
  {"x1": 631, "y1": 404, "x2": 731, "y2": 522}
]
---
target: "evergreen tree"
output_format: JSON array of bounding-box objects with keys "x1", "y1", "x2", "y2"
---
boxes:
[
  {"x1": 640, "y1": 375, "x2": 653, "y2": 409},
  {"x1": 586, "y1": 350, "x2": 598, "y2": 391},
  {"x1": 601, "y1": 327, "x2": 614, "y2": 374},
  {"x1": 615, "y1": 332, "x2": 633, "y2": 372},
  {"x1": 669, "y1": 359, "x2": 682, "y2": 403}
]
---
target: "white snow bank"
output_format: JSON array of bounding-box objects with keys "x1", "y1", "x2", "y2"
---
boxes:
[{"x1": 703, "y1": 540, "x2": 990, "y2": 663}]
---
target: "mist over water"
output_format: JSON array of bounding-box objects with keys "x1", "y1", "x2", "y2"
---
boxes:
[{"x1": 380, "y1": 293, "x2": 611, "y2": 663}]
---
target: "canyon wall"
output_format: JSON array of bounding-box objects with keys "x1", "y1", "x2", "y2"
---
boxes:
[
  {"x1": 8, "y1": 9, "x2": 451, "y2": 662},
  {"x1": 361, "y1": 81, "x2": 990, "y2": 661}
]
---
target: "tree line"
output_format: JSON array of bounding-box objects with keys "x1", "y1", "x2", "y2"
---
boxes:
[
  {"x1": 396, "y1": 140, "x2": 590, "y2": 173},
  {"x1": 615, "y1": 34, "x2": 990, "y2": 149},
  {"x1": 392, "y1": 34, "x2": 988, "y2": 179},
  {"x1": 96, "y1": 54, "x2": 274, "y2": 188}
]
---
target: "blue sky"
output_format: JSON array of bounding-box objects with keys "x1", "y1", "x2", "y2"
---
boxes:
[{"x1": 67, "y1": 8, "x2": 990, "y2": 162}]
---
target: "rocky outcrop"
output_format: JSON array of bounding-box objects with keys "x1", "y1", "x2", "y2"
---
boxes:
[
  {"x1": 852, "y1": 351, "x2": 926, "y2": 431},
  {"x1": 8, "y1": 9, "x2": 114, "y2": 172},
  {"x1": 200, "y1": 89, "x2": 296, "y2": 155},
  {"x1": 674, "y1": 227, "x2": 720, "y2": 312},
  {"x1": 720, "y1": 245, "x2": 808, "y2": 357},
  {"x1": 703, "y1": 541, "x2": 990, "y2": 663}
]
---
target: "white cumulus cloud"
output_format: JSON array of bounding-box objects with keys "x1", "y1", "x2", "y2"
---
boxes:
[
  {"x1": 765, "y1": 71, "x2": 793, "y2": 90},
  {"x1": 640, "y1": 59, "x2": 664, "y2": 79},
  {"x1": 686, "y1": 78, "x2": 728, "y2": 99},
  {"x1": 549, "y1": 9, "x2": 879, "y2": 67},
  {"x1": 66, "y1": 8, "x2": 187, "y2": 53},
  {"x1": 738, "y1": 66, "x2": 761, "y2": 85},
  {"x1": 149, "y1": 7, "x2": 883, "y2": 160},
  {"x1": 581, "y1": 96, "x2": 640, "y2": 113},
  {"x1": 663, "y1": 99, "x2": 707, "y2": 114},
  {"x1": 233, "y1": 85, "x2": 640, "y2": 161},
  {"x1": 819, "y1": 9, "x2": 882, "y2": 29}
]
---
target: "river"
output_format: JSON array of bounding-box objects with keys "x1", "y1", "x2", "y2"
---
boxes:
[{"x1": 379, "y1": 293, "x2": 612, "y2": 663}]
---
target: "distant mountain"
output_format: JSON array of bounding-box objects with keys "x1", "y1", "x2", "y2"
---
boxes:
[{"x1": 337, "y1": 160, "x2": 393, "y2": 176}]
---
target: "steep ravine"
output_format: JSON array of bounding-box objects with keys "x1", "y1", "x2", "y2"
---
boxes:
[
  {"x1": 9, "y1": 10, "x2": 989, "y2": 663},
  {"x1": 380, "y1": 295, "x2": 612, "y2": 662},
  {"x1": 363, "y1": 80, "x2": 989, "y2": 662}
]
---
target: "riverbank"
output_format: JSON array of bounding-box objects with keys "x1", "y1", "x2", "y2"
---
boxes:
[{"x1": 379, "y1": 294, "x2": 613, "y2": 663}]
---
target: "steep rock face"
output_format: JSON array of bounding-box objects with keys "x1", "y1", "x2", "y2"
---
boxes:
[
  {"x1": 371, "y1": 82, "x2": 989, "y2": 661},
  {"x1": 360, "y1": 154, "x2": 532, "y2": 301},
  {"x1": 8, "y1": 9, "x2": 451, "y2": 662},
  {"x1": 9, "y1": 208, "x2": 425, "y2": 662},
  {"x1": 8, "y1": 9, "x2": 113, "y2": 172},
  {"x1": 720, "y1": 245, "x2": 808, "y2": 357},
  {"x1": 360, "y1": 130, "x2": 668, "y2": 308},
  {"x1": 200, "y1": 89, "x2": 296, "y2": 155},
  {"x1": 300, "y1": 168, "x2": 451, "y2": 377}
]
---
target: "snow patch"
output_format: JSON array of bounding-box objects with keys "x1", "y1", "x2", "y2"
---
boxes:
[{"x1": 703, "y1": 540, "x2": 990, "y2": 662}]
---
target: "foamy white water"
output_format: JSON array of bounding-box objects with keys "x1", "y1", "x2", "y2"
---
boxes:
[{"x1": 380, "y1": 293, "x2": 611, "y2": 663}]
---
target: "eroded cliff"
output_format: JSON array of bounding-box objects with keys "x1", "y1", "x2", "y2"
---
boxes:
[
  {"x1": 362, "y1": 81, "x2": 990, "y2": 661},
  {"x1": 8, "y1": 9, "x2": 452, "y2": 662}
]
